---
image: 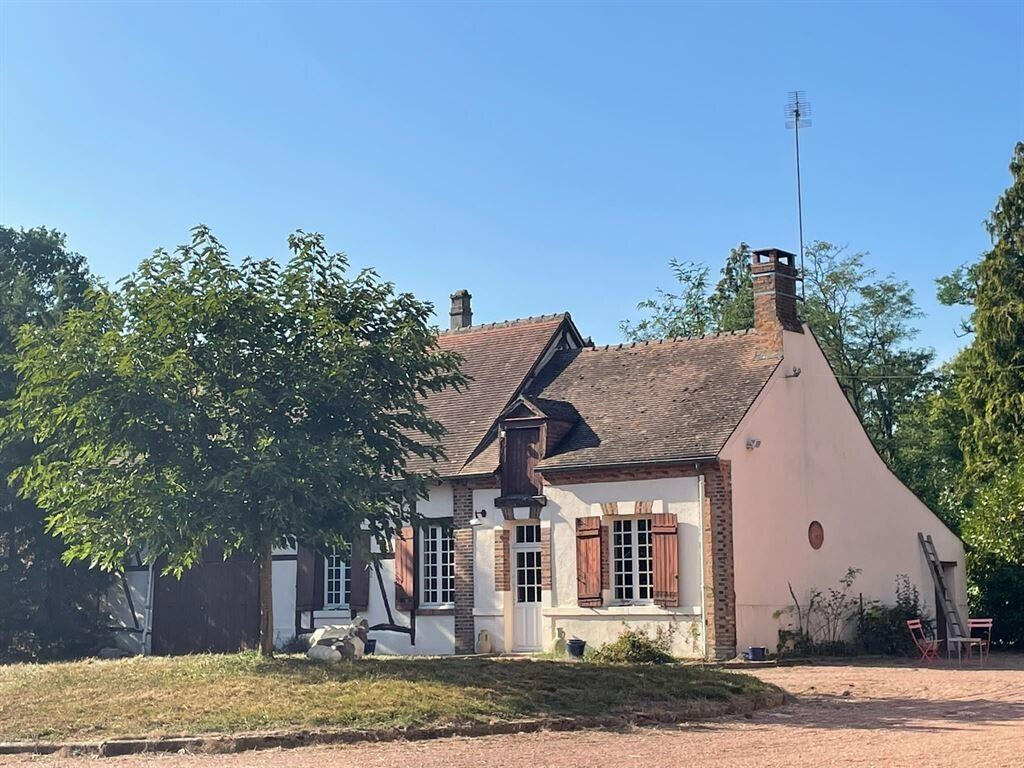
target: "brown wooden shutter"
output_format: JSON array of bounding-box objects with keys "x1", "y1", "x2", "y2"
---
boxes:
[
  {"x1": 312, "y1": 551, "x2": 325, "y2": 610},
  {"x1": 296, "y1": 544, "x2": 315, "y2": 611},
  {"x1": 394, "y1": 526, "x2": 415, "y2": 611},
  {"x1": 576, "y1": 517, "x2": 603, "y2": 607},
  {"x1": 652, "y1": 513, "x2": 679, "y2": 608},
  {"x1": 348, "y1": 534, "x2": 371, "y2": 612}
]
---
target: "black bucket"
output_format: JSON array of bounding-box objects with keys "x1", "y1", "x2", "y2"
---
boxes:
[{"x1": 567, "y1": 638, "x2": 586, "y2": 658}]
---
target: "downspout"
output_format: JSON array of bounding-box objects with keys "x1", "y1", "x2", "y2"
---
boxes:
[{"x1": 698, "y1": 473, "x2": 709, "y2": 660}]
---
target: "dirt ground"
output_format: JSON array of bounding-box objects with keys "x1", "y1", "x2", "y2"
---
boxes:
[{"x1": 4, "y1": 656, "x2": 1023, "y2": 768}]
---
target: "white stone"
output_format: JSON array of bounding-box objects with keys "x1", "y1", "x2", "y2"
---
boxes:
[
  {"x1": 307, "y1": 644, "x2": 342, "y2": 663},
  {"x1": 309, "y1": 624, "x2": 353, "y2": 647},
  {"x1": 476, "y1": 629, "x2": 492, "y2": 654}
]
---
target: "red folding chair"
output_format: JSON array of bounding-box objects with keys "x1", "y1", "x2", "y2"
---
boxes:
[{"x1": 907, "y1": 619, "x2": 943, "y2": 662}]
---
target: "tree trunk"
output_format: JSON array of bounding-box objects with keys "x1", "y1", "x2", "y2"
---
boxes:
[{"x1": 258, "y1": 538, "x2": 274, "y2": 657}]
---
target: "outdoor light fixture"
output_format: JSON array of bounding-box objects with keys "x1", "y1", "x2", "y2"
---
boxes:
[
  {"x1": 746, "y1": 437, "x2": 762, "y2": 451},
  {"x1": 468, "y1": 509, "x2": 489, "y2": 527}
]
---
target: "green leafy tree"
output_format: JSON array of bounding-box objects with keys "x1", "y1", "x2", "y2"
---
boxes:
[
  {"x1": 1, "y1": 226, "x2": 112, "y2": 660},
  {"x1": 708, "y1": 243, "x2": 754, "y2": 332},
  {"x1": 953, "y1": 142, "x2": 1024, "y2": 486},
  {"x1": 620, "y1": 243, "x2": 753, "y2": 341},
  {"x1": 939, "y1": 142, "x2": 1024, "y2": 645},
  {"x1": 624, "y1": 241, "x2": 934, "y2": 472},
  {"x1": 620, "y1": 258, "x2": 714, "y2": 341},
  {"x1": 801, "y1": 242, "x2": 936, "y2": 468},
  {"x1": 4, "y1": 226, "x2": 467, "y2": 656}
]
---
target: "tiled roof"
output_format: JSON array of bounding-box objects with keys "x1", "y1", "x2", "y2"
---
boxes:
[
  {"x1": 527, "y1": 330, "x2": 780, "y2": 470},
  {"x1": 409, "y1": 314, "x2": 569, "y2": 477}
]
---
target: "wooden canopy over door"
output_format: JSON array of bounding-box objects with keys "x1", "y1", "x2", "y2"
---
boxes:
[{"x1": 151, "y1": 545, "x2": 260, "y2": 654}]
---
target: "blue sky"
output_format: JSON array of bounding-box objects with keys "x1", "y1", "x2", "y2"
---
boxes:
[{"x1": 2, "y1": 1, "x2": 1021, "y2": 363}]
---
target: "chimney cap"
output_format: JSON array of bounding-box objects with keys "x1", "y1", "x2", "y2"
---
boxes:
[
  {"x1": 751, "y1": 247, "x2": 798, "y2": 269},
  {"x1": 450, "y1": 289, "x2": 471, "y2": 299}
]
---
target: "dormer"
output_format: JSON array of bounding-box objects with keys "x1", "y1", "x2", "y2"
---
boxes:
[{"x1": 494, "y1": 395, "x2": 577, "y2": 516}]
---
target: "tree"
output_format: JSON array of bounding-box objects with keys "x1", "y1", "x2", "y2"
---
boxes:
[
  {"x1": 4, "y1": 226, "x2": 467, "y2": 656},
  {"x1": 620, "y1": 258, "x2": 714, "y2": 341},
  {"x1": 623, "y1": 241, "x2": 935, "y2": 471},
  {"x1": 952, "y1": 142, "x2": 1024, "y2": 487},
  {"x1": 941, "y1": 142, "x2": 1024, "y2": 645},
  {"x1": 1, "y1": 226, "x2": 112, "y2": 660},
  {"x1": 620, "y1": 243, "x2": 754, "y2": 341},
  {"x1": 801, "y1": 242, "x2": 935, "y2": 468}
]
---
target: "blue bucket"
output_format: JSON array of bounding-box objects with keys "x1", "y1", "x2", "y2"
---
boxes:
[
  {"x1": 363, "y1": 638, "x2": 377, "y2": 655},
  {"x1": 747, "y1": 646, "x2": 767, "y2": 661}
]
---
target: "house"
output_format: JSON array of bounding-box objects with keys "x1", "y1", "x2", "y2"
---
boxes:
[{"x1": 107, "y1": 249, "x2": 967, "y2": 658}]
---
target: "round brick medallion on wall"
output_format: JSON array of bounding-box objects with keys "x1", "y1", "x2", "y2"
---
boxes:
[{"x1": 808, "y1": 521, "x2": 824, "y2": 550}]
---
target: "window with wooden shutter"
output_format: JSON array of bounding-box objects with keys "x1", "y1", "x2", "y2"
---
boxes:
[
  {"x1": 576, "y1": 517, "x2": 603, "y2": 607},
  {"x1": 651, "y1": 513, "x2": 679, "y2": 607},
  {"x1": 348, "y1": 534, "x2": 370, "y2": 612},
  {"x1": 394, "y1": 526, "x2": 415, "y2": 611},
  {"x1": 296, "y1": 544, "x2": 315, "y2": 613}
]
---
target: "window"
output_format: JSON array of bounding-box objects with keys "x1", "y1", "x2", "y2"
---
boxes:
[
  {"x1": 612, "y1": 518, "x2": 653, "y2": 602},
  {"x1": 420, "y1": 525, "x2": 454, "y2": 606},
  {"x1": 325, "y1": 548, "x2": 351, "y2": 608},
  {"x1": 515, "y1": 523, "x2": 540, "y2": 544}
]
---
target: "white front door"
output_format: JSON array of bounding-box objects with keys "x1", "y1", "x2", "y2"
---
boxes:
[{"x1": 512, "y1": 524, "x2": 543, "y2": 652}]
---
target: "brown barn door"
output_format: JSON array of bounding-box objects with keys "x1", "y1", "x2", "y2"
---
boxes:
[{"x1": 152, "y1": 546, "x2": 260, "y2": 654}]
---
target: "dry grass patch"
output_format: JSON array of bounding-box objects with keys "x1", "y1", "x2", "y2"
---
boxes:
[{"x1": 0, "y1": 653, "x2": 778, "y2": 742}]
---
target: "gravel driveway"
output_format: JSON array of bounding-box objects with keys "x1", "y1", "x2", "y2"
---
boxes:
[{"x1": 4, "y1": 657, "x2": 1022, "y2": 768}]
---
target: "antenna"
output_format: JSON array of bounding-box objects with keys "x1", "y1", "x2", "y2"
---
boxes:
[{"x1": 785, "y1": 90, "x2": 811, "y2": 298}]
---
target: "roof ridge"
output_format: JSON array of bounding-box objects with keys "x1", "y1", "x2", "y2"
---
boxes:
[
  {"x1": 437, "y1": 312, "x2": 567, "y2": 335},
  {"x1": 582, "y1": 327, "x2": 755, "y2": 350}
]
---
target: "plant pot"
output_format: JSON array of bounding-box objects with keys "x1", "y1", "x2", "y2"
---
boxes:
[
  {"x1": 363, "y1": 639, "x2": 377, "y2": 655},
  {"x1": 746, "y1": 646, "x2": 767, "y2": 661},
  {"x1": 566, "y1": 638, "x2": 586, "y2": 658}
]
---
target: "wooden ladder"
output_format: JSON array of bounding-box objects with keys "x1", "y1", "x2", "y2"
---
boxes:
[{"x1": 918, "y1": 532, "x2": 965, "y2": 639}]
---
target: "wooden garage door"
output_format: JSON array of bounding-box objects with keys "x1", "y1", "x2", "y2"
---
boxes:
[{"x1": 151, "y1": 546, "x2": 260, "y2": 655}]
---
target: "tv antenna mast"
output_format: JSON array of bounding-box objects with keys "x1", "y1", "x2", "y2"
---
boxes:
[{"x1": 785, "y1": 90, "x2": 810, "y2": 298}]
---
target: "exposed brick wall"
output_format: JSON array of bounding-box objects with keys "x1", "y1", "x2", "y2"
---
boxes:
[
  {"x1": 452, "y1": 481, "x2": 475, "y2": 654},
  {"x1": 494, "y1": 528, "x2": 510, "y2": 592},
  {"x1": 600, "y1": 524, "x2": 610, "y2": 593},
  {"x1": 752, "y1": 248, "x2": 803, "y2": 360},
  {"x1": 539, "y1": 463, "x2": 704, "y2": 486},
  {"x1": 703, "y1": 461, "x2": 736, "y2": 660}
]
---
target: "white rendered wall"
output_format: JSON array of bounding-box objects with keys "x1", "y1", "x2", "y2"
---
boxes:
[
  {"x1": 272, "y1": 483, "x2": 457, "y2": 655},
  {"x1": 722, "y1": 328, "x2": 968, "y2": 651},
  {"x1": 539, "y1": 477, "x2": 707, "y2": 657}
]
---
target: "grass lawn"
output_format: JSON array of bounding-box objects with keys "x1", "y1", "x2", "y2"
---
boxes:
[{"x1": 0, "y1": 653, "x2": 779, "y2": 742}]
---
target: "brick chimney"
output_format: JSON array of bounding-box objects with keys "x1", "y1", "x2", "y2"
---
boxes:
[
  {"x1": 449, "y1": 289, "x2": 472, "y2": 330},
  {"x1": 751, "y1": 248, "x2": 802, "y2": 357}
]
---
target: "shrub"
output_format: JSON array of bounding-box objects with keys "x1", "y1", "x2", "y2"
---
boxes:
[
  {"x1": 855, "y1": 574, "x2": 927, "y2": 655},
  {"x1": 591, "y1": 624, "x2": 676, "y2": 664},
  {"x1": 774, "y1": 567, "x2": 861, "y2": 657}
]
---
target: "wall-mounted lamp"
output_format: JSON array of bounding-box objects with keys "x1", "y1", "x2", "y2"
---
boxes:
[
  {"x1": 468, "y1": 509, "x2": 489, "y2": 527},
  {"x1": 785, "y1": 366, "x2": 802, "y2": 378},
  {"x1": 746, "y1": 437, "x2": 762, "y2": 451}
]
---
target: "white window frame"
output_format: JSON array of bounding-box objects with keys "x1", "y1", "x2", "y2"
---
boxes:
[
  {"x1": 612, "y1": 517, "x2": 654, "y2": 604},
  {"x1": 324, "y1": 548, "x2": 351, "y2": 609},
  {"x1": 419, "y1": 524, "x2": 455, "y2": 608}
]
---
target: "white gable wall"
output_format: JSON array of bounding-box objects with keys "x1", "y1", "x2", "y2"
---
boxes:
[{"x1": 722, "y1": 327, "x2": 968, "y2": 651}]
